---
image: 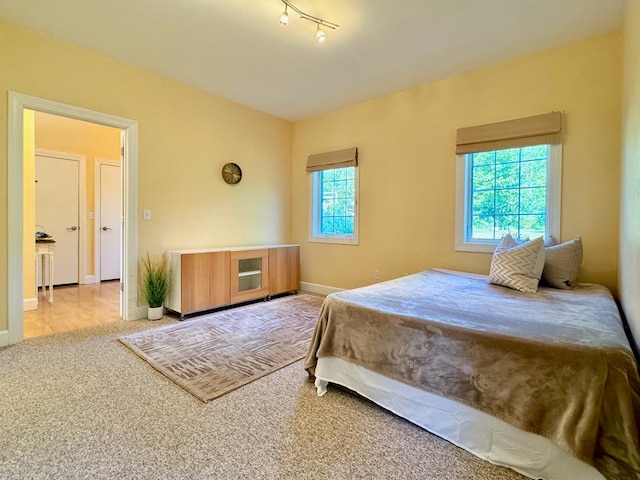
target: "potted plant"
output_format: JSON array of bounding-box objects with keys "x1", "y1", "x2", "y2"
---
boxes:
[{"x1": 141, "y1": 253, "x2": 171, "y2": 320}]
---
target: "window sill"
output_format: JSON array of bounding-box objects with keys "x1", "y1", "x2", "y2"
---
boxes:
[
  {"x1": 309, "y1": 236, "x2": 359, "y2": 246},
  {"x1": 455, "y1": 242, "x2": 497, "y2": 253}
]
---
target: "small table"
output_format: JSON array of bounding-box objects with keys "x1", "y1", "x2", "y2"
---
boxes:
[{"x1": 35, "y1": 241, "x2": 55, "y2": 304}]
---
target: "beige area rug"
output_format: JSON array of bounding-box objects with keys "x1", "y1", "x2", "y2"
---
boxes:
[{"x1": 119, "y1": 294, "x2": 324, "y2": 402}]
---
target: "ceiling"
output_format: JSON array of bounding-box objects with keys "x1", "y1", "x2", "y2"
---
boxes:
[{"x1": 0, "y1": 0, "x2": 627, "y2": 121}]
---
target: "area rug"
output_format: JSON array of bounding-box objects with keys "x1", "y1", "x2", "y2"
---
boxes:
[{"x1": 119, "y1": 294, "x2": 325, "y2": 402}]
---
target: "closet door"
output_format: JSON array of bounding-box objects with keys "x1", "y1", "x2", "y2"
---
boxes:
[{"x1": 97, "y1": 162, "x2": 121, "y2": 281}]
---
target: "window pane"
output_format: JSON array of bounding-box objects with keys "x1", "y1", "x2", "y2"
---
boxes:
[
  {"x1": 346, "y1": 178, "x2": 354, "y2": 194},
  {"x1": 334, "y1": 168, "x2": 347, "y2": 180},
  {"x1": 520, "y1": 160, "x2": 546, "y2": 188},
  {"x1": 345, "y1": 216, "x2": 354, "y2": 234},
  {"x1": 472, "y1": 190, "x2": 494, "y2": 216},
  {"x1": 495, "y1": 163, "x2": 519, "y2": 189},
  {"x1": 496, "y1": 215, "x2": 519, "y2": 238},
  {"x1": 322, "y1": 169, "x2": 335, "y2": 182},
  {"x1": 472, "y1": 164, "x2": 495, "y2": 191},
  {"x1": 473, "y1": 151, "x2": 495, "y2": 166},
  {"x1": 521, "y1": 145, "x2": 548, "y2": 161},
  {"x1": 520, "y1": 214, "x2": 545, "y2": 239},
  {"x1": 495, "y1": 189, "x2": 519, "y2": 214},
  {"x1": 471, "y1": 215, "x2": 495, "y2": 239},
  {"x1": 334, "y1": 217, "x2": 347, "y2": 234},
  {"x1": 321, "y1": 217, "x2": 334, "y2": 234},
  {"x1": 520, "y1": 187, "x2": 546, "y2": 214},
  {"x1": 495, "y1": 148, "x2": 519, "y2": 164},
  {"x1": 334, "y1": 200, "x2": 346, "y2": 217}
]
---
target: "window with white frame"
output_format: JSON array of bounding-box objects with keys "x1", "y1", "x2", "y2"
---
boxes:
[
  {"x1": 307, "y1": 147, "x2": 359, "y2": 245},
  {"x1": 455, "y1": 113, "x2": 562, "y2": 253}
]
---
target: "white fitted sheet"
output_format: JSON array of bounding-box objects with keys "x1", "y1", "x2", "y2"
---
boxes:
[{"x1": 315, "y1": 356, "x2": 605, "y2": 480}]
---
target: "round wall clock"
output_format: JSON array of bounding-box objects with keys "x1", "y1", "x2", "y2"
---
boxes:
[{"x1": 221, "y1": 162, "x2": 242, "y2": 185}]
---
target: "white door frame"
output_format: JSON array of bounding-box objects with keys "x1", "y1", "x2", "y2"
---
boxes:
[
  {"x1": 35, "y1": 149, "x2": 89, "y2": 285},
  {"x1": 94, "y1": 158, "x2": 121, "y2": 284},
  {"x1": 8, "y1": 91, "x2": 139, "y2": 345}
]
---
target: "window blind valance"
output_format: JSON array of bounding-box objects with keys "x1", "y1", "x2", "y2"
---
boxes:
[
  {"x1": 306, "y1": 147, "x2": 358, "y2": 172},
  {"x1": 456, "y1": 112, "x2": 562, "y2": 154}
]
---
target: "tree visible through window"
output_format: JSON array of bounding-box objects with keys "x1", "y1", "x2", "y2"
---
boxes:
[{"x1": 468, "y1": 145, "x2": 548, "y2": 241}]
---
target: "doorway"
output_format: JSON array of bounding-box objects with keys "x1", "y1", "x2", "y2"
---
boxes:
[
  {"x1": 25, "y1": 114, "x2": 123, "y2": 339},
  {"x1": 7, "y1": 92, "x2": 139, "y2": 345}
]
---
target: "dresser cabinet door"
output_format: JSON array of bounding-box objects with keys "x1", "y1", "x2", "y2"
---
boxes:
[
  {"x1": 269, "y1": 246, "x2": 300, "y2": 295},
  {"x1": 181, "y1": 251, "x2": 230, "y2": 313}
]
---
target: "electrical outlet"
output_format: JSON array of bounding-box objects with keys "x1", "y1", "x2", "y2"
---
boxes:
[{"x1": 374, "y1": 269, "x2": 380, "y2": 279}]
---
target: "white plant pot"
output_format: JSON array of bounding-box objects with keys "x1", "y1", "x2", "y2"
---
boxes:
[{"x1": 148, "y1": 306, "x2": 164, "y2": 320}]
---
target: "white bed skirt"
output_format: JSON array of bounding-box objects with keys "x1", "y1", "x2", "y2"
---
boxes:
[{"x1": 314, "y1": 356, "x2": 604, "y2": 480}]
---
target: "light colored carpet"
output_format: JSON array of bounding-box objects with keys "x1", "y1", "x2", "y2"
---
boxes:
[
  {"x1": 119, "y1": 294, "x2": 324, "y2": 402},
  {"x1": 0, "y1": 311, "x2": 526, "y2": 479}
]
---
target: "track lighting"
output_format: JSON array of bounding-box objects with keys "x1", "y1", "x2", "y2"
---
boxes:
[{"x1": 278, "y1": 0, "x2": 339, "y2": 42}]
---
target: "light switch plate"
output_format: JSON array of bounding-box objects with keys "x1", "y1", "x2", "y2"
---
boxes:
[{"x1": 143, "y1": 209, "x2": 151, "y2": 220}]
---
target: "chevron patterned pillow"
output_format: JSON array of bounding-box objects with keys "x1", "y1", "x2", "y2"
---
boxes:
[{"x1": 489, "y1": 235, "x2": 545, "y2": 293}]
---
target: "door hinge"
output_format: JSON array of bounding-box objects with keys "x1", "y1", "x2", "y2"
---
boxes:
[{"x1": 121, "y1": 146, "x2": 125, "y2": 156}]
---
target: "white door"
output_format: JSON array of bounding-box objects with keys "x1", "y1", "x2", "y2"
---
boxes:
[
  {"x1": 35, "y1": 155, "x2": 79, "y2": 285},
  {"x1": 98, "y1": 163, "x2": 121, "y2": 281}
]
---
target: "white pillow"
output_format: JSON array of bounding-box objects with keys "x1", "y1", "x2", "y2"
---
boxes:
[
  {"x1": 489, "y1": 234, "x2": 545, "y2": 293},
  {"x1": 542, "y1": 237, "x2": 583, "y2": 289}
]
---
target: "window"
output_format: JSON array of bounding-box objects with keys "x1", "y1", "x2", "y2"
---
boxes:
[
  {"x1": 309, "y1": 166, "x2": 359, "y2": 244},
  {"x1": 307, "y1": 146, "x2": 359, "y2": 245},
  {"x1": 456, "y1": 144, "x2": 561, "y2": 252},
  {"x1": 454, "y1": 112, "x2": 563, "y2": 252}
]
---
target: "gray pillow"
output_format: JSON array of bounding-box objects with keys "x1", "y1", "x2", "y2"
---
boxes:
[
  {"x1": 541, "y1": 237, "x2": 583, "y2": 289},
  {"x1": 489, "y1": 234, "x2": 545, "y2": 293}
]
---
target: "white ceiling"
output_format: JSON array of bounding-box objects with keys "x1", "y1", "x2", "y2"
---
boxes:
[{"x1": 0, "y1": 0, "x2": 627, "y2": 121}]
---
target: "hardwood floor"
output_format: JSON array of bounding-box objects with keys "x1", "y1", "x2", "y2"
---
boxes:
[{"x1": 24, "y1": 281, "x2": 122, "y2": 339}]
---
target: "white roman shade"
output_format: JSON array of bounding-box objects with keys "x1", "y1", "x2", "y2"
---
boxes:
[
  {"x1": 306, "y1": 147, "x2": 358, "y2": 172},
  {"x1": 456, "y1": 112, "x2": 562, "y2": 154}
]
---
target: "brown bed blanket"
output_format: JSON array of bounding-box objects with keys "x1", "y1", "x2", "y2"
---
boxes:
[{"x1": 304, "y1": 269, "x2": 640, "y2": 479}]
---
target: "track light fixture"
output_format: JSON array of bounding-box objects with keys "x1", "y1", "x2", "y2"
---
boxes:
[
  {"x1": 280, "y1": 4, "x2": 289, "y2": 25},
  {"x1": 278, "y1": 0, "x2": 339, "y2": 42}
]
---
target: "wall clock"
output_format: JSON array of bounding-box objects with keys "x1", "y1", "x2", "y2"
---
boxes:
[{"x1": 222, "y1": 162, "x2": 242, "y2": 185}]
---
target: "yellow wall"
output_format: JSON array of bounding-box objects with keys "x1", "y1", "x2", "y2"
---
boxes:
[
  {"x1": 620, "y1": 0, "x2": 640, "y2": 349},
  {"x1": 292, "y1": 32, "x2": 623, "y2": 293},
  {"x1": 33, "y1": 111, "x2": 122, "y2": 278},
  {"x1": 0, "y1": 19, "x2": 292, "y2": 331},
  {"x1": 22, "y1": 110, "x2": 36, "y2": 301}
]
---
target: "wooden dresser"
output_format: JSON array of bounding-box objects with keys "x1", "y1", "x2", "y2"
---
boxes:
[{"x1": 166, "y1": 245, "x2": 300, "y2": 318}]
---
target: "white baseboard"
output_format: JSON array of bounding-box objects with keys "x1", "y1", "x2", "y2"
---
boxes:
[
  {"x1": 300, "y1": 281, "x2": 343, "y2": 296},
  {"x1": 23, "y1": 298, "x2": 38, "y2": 311},
  {"x1": 136, "y1": 306, "x2": 148, "y2": 320},
  {"x1": 82, "y1": 275, "x2": 96, "y2": 285},
  {"x1": 0, "y1": 330, "x2": 8, "y2": 347}
]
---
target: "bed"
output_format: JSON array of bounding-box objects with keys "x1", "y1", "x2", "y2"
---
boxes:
[{"x1": 304, "y1": 269, "x2": 640, "y2": 480}]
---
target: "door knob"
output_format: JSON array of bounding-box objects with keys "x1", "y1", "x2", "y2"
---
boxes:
[
  {"x1": 67, "y1": 226, "x2": 78, "y2": 231},
  {"x1": 102, "y1": 226, "x2": 113, "y2": 231}
]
